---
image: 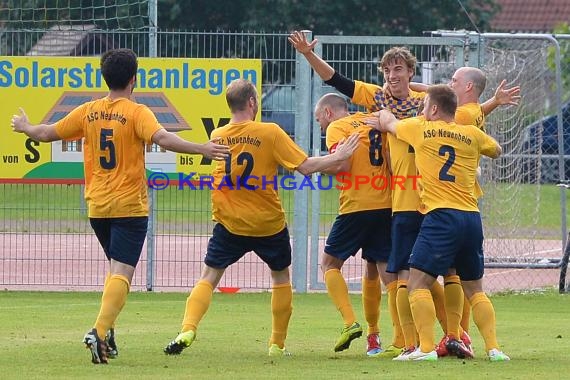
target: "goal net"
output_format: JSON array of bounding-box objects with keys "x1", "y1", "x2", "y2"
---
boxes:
[
  {"x1": 478, "y1": 37, "x2": 561, "y2": 267},
  {"x1": 0, "y1": 0, "x2": 149, "y2": 31}
]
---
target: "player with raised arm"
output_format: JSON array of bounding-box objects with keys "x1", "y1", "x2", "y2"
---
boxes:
[
  {"x1": 10, "y1": 48, "x2": 230, "y2": 364},
  {"x1": 289, "y1": 30, "x2": 450, "y2": 358},
  {"x1": 407, "y1": 67, "x2": 520, "y2": 357},
  {"x1": 313, "y1": 93, "x2": 392, "y2": 355},
  {"x1": 371, "y1": 84, "x2": 510, "y2": 362},
  {"x1": 410, "y1": 69, "x2": 520, "y2": 132},
  {"x1": 163, "y1": 79, "x2": 359, "y2": 357}
]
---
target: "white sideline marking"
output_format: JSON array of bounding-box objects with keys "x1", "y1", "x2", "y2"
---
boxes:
[
  {"x1": 529, "y1": 248, "x2": 562, "y2": 255},
  {"x1": 0, "y1": 299, "x2": 181, "y2": 310},
  {"x1": 485, "y1": 269, "x2": 525, "y2": 277},
  {"x1": 510, "y1": 248, "x2": 561, "y2": 259}
]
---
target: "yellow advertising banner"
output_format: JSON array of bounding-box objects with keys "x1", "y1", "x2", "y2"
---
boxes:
[{"x1": 0, "y1": 56, "x2": 262, "y2": 179}]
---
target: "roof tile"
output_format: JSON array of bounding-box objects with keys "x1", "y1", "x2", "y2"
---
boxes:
[{"x1": 492, "y1": 0, "x2": 570, "y2": 32}]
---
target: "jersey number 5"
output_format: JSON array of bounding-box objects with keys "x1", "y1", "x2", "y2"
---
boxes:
[
  {"x1": 224, "y1": 152, "x2": 255, "y2": 189},
  {"x1": 438, "y1": 145, "x2": 456, "y2": 182},
  {"x1": 368, "y1": 130, "x2": 384, "y2": 166},
  {"x1": 99, "y1": 128, "x2": 116, "y2": 169}
]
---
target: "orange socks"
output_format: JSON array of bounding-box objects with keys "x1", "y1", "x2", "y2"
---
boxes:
[
  {"x1": 94, "y1": 274, "x2": 130, "y2": 339},
  {"x1": 443, "y1": 275, "x2": 464, "y2": 339},
  {"x1": 470, "y1": 292, "x2": 499, "y2": 351},
  {"x1": 409, "y1": 289, "x2": 436, "y2": 353},
  {"x1": 362, "y1": 277, "x2": 381, "y2": 335},
  {"x1": 181, "y1": 280, "x2": 214, "y2": 333},
  {"x1": 430, "y1": 280, "x2": 448, "y2": 334},
  {"x1": 396, "y1": 280, "x2": 417, "y2": 348},
  {"x1": 387, "y1": 280, "x2": 405, "y2": 348},
  {"x1": 325, "y1": 269, "x2": 356, "y2": 326},
  {"x1": 269, "y1": 283, "x2": 293, "y2": 348}
]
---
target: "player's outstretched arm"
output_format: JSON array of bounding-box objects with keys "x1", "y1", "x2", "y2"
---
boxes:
[
  {"x1": 479, "y1": 132, "x2": 503, "y2": 159},
  {"x1": 152, "y1": 129, "x2": 229, "y2": 161},
  {"x1": 288, "y1": 30, "x2": 335, "y2": 81},
  {"x1": 481, "y1": 79, "x2": 521, "y2": 115},
  {"x1": 11, "y1": 108, "x2": 60, "y2": 142},
  {"x1": 488, "y1": 141, "x2": 502, "y2": 159},
  {"x1": 319, "y1": 143, "x2": 353, "y2": 175},
  {"x1": 409, "y1": 82, "x2": 429, "y2": 93},
  {"x1": 296, "y1": 133, "x2": 359, "y2": 175}
]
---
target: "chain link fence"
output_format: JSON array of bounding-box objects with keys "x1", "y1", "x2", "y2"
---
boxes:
[{"x1": 0, "y1": 28, "x2": 568, "y2": 293}]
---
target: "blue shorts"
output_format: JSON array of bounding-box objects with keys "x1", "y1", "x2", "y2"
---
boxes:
[
  {"x1": 89, "y1": 217, "x2": 148, "y2": 267},
  {"x1": 325, "y1": 209, "x2": 392, "y2": 263},
  {"x1": 410, "y1": 209, "x2": 484, "y2": 281},
  {"x1": 387, "y1": 211, "x2": 424, "y2": 273},
  {"x1": 205, "y1": 223, "x2": 292, "y2": 271}
]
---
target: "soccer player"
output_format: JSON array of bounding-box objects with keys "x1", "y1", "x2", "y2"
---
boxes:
[
  {"x1": 373, "y1": 84, "x2": 510, "y2": 362},
  {"x1": 408, "y1": 67, "x2": 520, "y2": 357},
  {"x1": 10, "y1": 48, "x2": 230, "y2": 364},
  {"x1": 446, "y1": 68, "x2": 519, "y2": 356},
  {"x1": 313, "y1": 93, "x2": 392, "y2": 355},
  {"x1": 163, "y1": 78, "x2": 359, "y2": 357},
  {"x1": 289, "y1": 30, "x2": 449, "y2": 358}
]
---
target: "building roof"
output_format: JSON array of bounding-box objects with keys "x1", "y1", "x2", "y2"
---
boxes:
[
  {"x1": 42, "y1": 92, "x2": 191, "y2": 133},
  {"x1": 27, "y1": 24, "x2": 109, "y2": 56},
  {"x1": 491, "y1": 0, "x2": 570, "y2": 32}
]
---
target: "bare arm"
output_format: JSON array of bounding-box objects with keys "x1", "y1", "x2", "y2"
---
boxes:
[
  {"x1": 365, "y1": 110, "x2": 398, "y2": 135},
  {"x1": 409, "y1": 82, "x2": 429, "y2": 93},
  {"x1": 288, "y1": 31, "x2": 335, "y2": 81},
  {"x1": 296, "y1": 134, "x2": 359, "y2": 175},
  {"x1": 11, "y1": 108, "x2": 60, "y2": 142},
  {"x1": 151, "y1": 129, "x2": 229, "y2": 161},
  {"x1": 320, "y1": 157, "x2": 351, "y2": 175},
  {"x1": 481, "y1": 79, "x2": 521, "y2": 115}
]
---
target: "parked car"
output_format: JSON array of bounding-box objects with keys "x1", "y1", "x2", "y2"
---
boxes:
[
  {"x1": 522, "y1": 101, "x2": 570, "y2": 183},
  {"x1": 261, "y1": 86, "x2": 328, "y2": 153}
]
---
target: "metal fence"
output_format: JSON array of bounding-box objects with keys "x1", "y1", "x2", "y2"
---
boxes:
[{"x1": 0, "y1": 30, "x2": 568, "y2": 293}]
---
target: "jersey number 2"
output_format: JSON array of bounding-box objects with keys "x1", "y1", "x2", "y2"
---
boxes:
[
  {"x1": 438, "y1": 145, "x2": 456, "y2": 182},
  {"x1": 99, "y1": 128, "x2": 116, "y2": 169}
]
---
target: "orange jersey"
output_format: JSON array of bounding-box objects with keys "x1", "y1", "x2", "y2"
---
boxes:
[
  {"x1": 326, "y1": 112, "x2": 391, "y2": 214},
  {"x1": 395, "y1": 117, "x2": 499, "y2": 213},
  {"x1": 211, "y1": 121, "x2": 308, "y2": 237},
  {"x1": 352, "y1": 81, "x2": 426, "y2": 211},
  {"x1": 386, "y1": 133, "x2": 420, "y2": 212},
  {"x1": 55, "y1": 96, "x2": 163, "y2": 218},
  {"x1": 456, "y1": 102, "x2": 485, "y2": 132}
]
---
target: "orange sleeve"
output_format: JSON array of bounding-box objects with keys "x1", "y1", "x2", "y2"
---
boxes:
[
  {"x1": 134, "y1": 105, "x2": 164, "y2": 143},
  {"x1": 54, "y1": 104, "x2": 86, "y2": 140},
  {"x1": 326, "y1": 121, "x2": 348, "y2": 153},
  {"x1": 271, "y1": 124, "x2": 309, "y2": 171},
  {"x1": 395, "y1": 117, "x2": 422, "y2": 147}
]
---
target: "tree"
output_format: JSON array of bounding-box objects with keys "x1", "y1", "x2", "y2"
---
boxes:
[
  {"x1": 157, "y1": 0, "x2": 499, "y2": 35},
  {"x1": 548, "y1": 23, "x2": 570, "y2": 102}
]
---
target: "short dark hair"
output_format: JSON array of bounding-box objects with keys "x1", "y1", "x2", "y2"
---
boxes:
[
  {"x1": 100, "y1": 49, "x2": 138, "y2": 90},
  {"x1": 226, "y1": 79, "x2": 257, "y2": 112},
  {"x1": 427, "y1": 84, "x2": 457, "y2": 116}
]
